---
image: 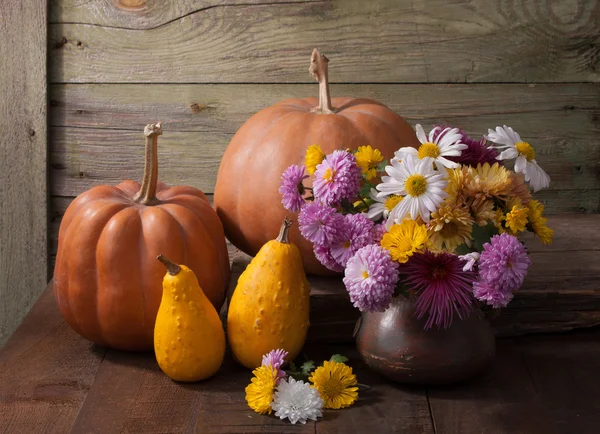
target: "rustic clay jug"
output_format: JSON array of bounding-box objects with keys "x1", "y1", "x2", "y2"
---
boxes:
[{"x1": 355, "y1": 296, "x2": 495, "y2": 384}]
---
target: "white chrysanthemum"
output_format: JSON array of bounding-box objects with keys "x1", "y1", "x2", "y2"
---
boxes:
[
  {"x1": 376, "y1": 155, "x2": 448, "y2": 225},
  {"x1": 394, "y1": 124, "x2": 467, "y2": 169},
  {"x1": 459, "y1": 252, "x2": 480, "y2": 272},
  {"x1": 272, "y1": 378, "x2": 323, "y2": 425},
  {"x1": 485, "y1": 125, "x2": 550, "y2": 192}
]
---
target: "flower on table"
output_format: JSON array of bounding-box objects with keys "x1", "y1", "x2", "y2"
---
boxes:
[
  {"x1": 262, "y1": 349, "x2": 289, "y2": 384},
  {"x1": 427, "y1": 204, "x2": 473, "y2": 252},
  {"x1": 271, "y1": 377, "x2": 324, "y2": 425},
  {"x1": 355, "y1": 145, "x2": 384, "y2": 180},
  {"x1": 396, "y1": 124, "x2": 468, "y2": 169},
  {"x1": 313, "y1": 150, "x2": 362, "y2": 205},
  {"x1": 298, "y1": 201, "x2": 344, "y2": 246},
  {"x1": 343, "y1": 244, "x2": 399, "y2": 312},
  {"x1": 305, "y1": 144, "x2": 325, "y2": 175},
  {"x1": 376, "y1": 154, "x2": 448, "y2": 225},
  {"x1": 526, "y1": 200, "x2": 554, "y2": 245},
  {"x1": 245, "y1": 365, "x2": 278, "y2": 414},
  {"x1": 279, "y1": 164, "x2": 309, "y2": 213},
  {"x1": 365, "y1": 188, "x2": 403, "y2": 222},
  {"x1": 309, "y1": 361, "x2": 359, "y2": 409},
  {"x1": 400, "y1": 250, "x2": 476, "y2": 329},
  {"x1": 486, "y1": 125, "x2": 550, "y2": 192},
  {"x1": 380, "y1": 219, "x2": 428, "y2": 263},
  {"x1": 330, "y1": 214, "x2": 374, "y2": 267}
]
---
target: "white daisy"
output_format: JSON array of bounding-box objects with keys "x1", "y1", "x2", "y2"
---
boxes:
[
  {"x1": 485, "y1": 125, "x2": 550, "y2": 192},
  {"x1": 365, "y1": 188, "x2": 403, "y2": 222},
  {"x1": 394, "y1": 124, "x2": 468, "y2": 169},
  {"x1": 376, "y1": 154, "x2": 448, "y2": 225},
  {"x1": 272, "y1": 378, "x2": 323, "y2": 425}
]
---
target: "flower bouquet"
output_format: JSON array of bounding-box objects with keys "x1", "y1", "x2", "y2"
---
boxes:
[{"x1": 280, "y1": 124, "x2": 554, "y2": 381}]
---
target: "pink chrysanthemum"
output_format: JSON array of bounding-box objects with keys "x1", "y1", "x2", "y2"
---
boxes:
[
  {"x1": 262, "y1": 349, "x2": 289, "y2": 384},
  {"x1": 343, "y1": 244, "x2": 399, "y2": 312},
  {"x1": 313, "y1": 244, "x2": 344, "y2": 272},
  {"x1": 473, "y1": 280, "x2": 513, "y2": 308},
  {"x1": 433, "y1": 125, "x2": 499, "y2": 167},
  {"x1": 298, "y1": 202, "x2": 344, "y2": 246},
  {"x1": 330, "y1": 214, "x2": 374, "y2": 267},
  {"x1": 478, "y1": 233, "x2": 531, "y2": 293},
  {"x1": 400, "y1": 250, "x2": 476, "y2": 329},
  {"x1": 279, "y1": 164, "x2": 309, "y2": 212},
  {"x1": 313, "y1": 150, "x2": 362, "y2": 206},
  {"x1": 370, "y1": 223, "x2": 387, "y2": 244}
]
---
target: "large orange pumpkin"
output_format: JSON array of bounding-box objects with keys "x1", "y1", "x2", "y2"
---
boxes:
[
  {"x1": 215, "y1": 49, "x2": 420, "y2": 275},
  {"x1": 53, "y1": 123, "x2": 230, "y2": 351}
]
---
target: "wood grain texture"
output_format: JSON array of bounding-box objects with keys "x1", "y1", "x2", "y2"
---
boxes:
[
  {"x1": 0, "y1": 0, "x2": 48, "y2": 348},
  {"x1": 48, "y1": 0, "x2": 600, "y2": 83},
  {"x1": 0, "y1": 285, "x2": 106, "y2": 433}
]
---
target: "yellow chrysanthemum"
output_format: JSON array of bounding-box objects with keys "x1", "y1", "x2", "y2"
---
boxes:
[
  {"x1": 305, "y1": 145, "x2": 325, "y2": 175},
  {"x1": 381, "y1": 219, "x2": 428, "y2": 263},
  {"x1": 309, "y1": 361, "x2": 358, "y2": 409},
  {"x1": 245, "y1": 365, "x2": 278, "y2": 414},
  {"x1": 465, "y1": 163, "x2": 512, "y2": 205},
  {"x1": 504, "y1": 198, "x2": 528, "y2": 235},
  {"x1": 445, "y1": 166, "x2": 471, "y2": 206},
  {"x1": 355, "y1": 145, "x2": 384, "y2": 180},
  {"x1": 494, "y1": 208, "x2": 505, "y2": 231},
  {"x1": 507, "y1": 172, "x2": 532, "y2": 205},
  {"x1": 470, "y1": 198, "x2": 496, "y2": 227},
  {"x1": 527, "y1": 200, "x2": 554, "y2": 244},
  {"x1": 427, "y1": 204, "x2": 473, "y2": 252}
]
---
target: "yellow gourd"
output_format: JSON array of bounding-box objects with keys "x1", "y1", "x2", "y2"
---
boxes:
[
  {"x1": 154, "y1": 255, "x2": 225, "y2": 381},
  {"x1": 227, "y1": 219, "x2": 310, "y2": 369}
]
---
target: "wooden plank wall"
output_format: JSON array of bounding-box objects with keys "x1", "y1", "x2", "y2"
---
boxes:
[
  {"x1": 0, "y1": 1, "x2": 48, "y2": 347},
  {"x1": 47, "y1": 2, "x2": 599, "y2": 267}
]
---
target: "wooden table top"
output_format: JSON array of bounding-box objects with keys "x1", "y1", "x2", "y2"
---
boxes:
[{"x1": 1, "y1": 284, "x2": 599, "y2": 434}]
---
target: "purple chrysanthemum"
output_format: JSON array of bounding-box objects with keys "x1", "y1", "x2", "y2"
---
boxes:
[
  {"x1": 330, "y1": 214, "x2": 374, "y2": 267},
  {"x1": 370, "y1": 223, "x2": 387, "y2": 244},
  {"x1": 313, "y1": 150, "x2": 362, "y2": 206},
  {"x1": 343, "y1": 244, "x2": 399, "y2": 312},
  {"x1": 477, "y1": 233, "x2": 531, "y2": 293},
  {"x1": 279, "y1": 164, "x2": 309, "y2": 213},
  {"x1": 262, "y1": 349, "x2": 289, "y2": 384},
  {"x1": 432, "y1": 125, "x2": 499, "y2": 167},
  {"x1": 473, "y1": 280, "x2": 513, "y2": 308},
  {"x1": 298, "y1": 202, "x2": 344, "y2": 246},
  {"x1": 313, "y1": 244, "x2": 344, "y2": 272},
  {"x1": 400, "y1": 250, "x2": 476, "y2": 329}
]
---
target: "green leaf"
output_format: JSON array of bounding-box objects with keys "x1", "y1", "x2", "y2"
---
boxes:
[
  {"x1": 471, "y1": 222, "x2": 499, "y2": 251},
  {"x1": 359, "y1": 183, "x2": 374, "y2": 199},
  {"x1": 300, "y1": 361, "x2": 316, "y2": 376},
  {"x1": 377, "y1": 159, "x2": 389, "y2": 172},
  {"x1": 330, "y1": 354, "x2": 349, "y2": 363}
]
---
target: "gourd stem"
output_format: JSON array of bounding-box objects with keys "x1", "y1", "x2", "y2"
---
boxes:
[
  {"x1": 276, "y1": 218, "x2": 293, "y2": 244},
  {"x1": 157, "y1": 254, "x2": 181, "y2": 276},
  {"x1": 309, "y1": 48, "x2": 335, "y2": 114},
  {"x1": 134, "y1": 122, "x2": 163, "y2": 205}
]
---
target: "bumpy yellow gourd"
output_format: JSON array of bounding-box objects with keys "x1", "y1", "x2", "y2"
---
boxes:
[
  {"x1": 154, "y1": 255, "x2": 225, "y2": 381},
  {"x1": 227, "y1": 219, "x2": 310, "y2": 369}
]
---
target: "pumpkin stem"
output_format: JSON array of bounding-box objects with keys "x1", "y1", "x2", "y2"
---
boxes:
[
  {"x1": 157, "y1": 254, "x2": 181, "y2": 276},
  {"x1": 276, "y1": 218, "x2": 293, "y2": 244},
  {"x1": 309, "y1": 48, "x2": 335, "y2": 115},
  {"x1": 133, "y1": 122, "x2": 163, "y2": 205}
]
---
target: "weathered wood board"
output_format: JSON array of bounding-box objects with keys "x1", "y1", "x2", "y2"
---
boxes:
[
  {"x1": 0, "y1": 1, "x2": 48, "y2": 347},
  {"x1": 49, "y1": 0, "x2": 600, "y2": 83}
]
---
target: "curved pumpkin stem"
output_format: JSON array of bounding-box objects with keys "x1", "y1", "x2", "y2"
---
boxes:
[
  {"x1": 134, "y1": 122, "x2": 163, "y2": 205},
  {"x1": 276, "y1": 218, "x2": 293, "y2": 244},
  {"x1": 309, "y1": 48, "x2": 335, "y2": 114},
  {"x1": 157, "y1": 254, "x2": 181, "y2": 276}
]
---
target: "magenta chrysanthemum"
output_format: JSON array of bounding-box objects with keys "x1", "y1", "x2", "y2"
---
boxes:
[
  {"x1": 279, "y1": 164, "x2": 309, "y2": 212},
  {"x1": 343, "y1": 244, "x2": 399, "y2": 312},
  {"x1": 298, "y1": 202, "x2": 344, "y2": 246},
  {"x1": 477, "y1": 233, "x2": 530, "y2": 293},
  {"x1": 261, "y1": 349, "x2": 289, "y2": 384},
  {"x1": 400, "y1": 251, "x2": 476, "y2": 329},
  {"x1": 330, "y1": 214, "x2": 374, "y2": 267},
  {"x1": 370, "y1": 223, "x2": 387, "y2": 244},
  {"x1": 433, "y1": 125, "x2": 499, "y2": 167},
  {"x1": 473, "y1": 280, "x2": 513, "y2": 308},
  {"x1": 313, "y1": 244, "x2": 344, "y2": 272},
  {"x1": 313, "y1": 150, "x2": 361, "y2": 206}
]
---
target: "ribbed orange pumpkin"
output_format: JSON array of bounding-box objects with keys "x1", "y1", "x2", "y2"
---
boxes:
[
  {"x1": 215, "y1": 49, "x2": 420, "y2": 275},
  {"x1": 53, "y1": 123, "x2": 230, "y2": 351}
]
